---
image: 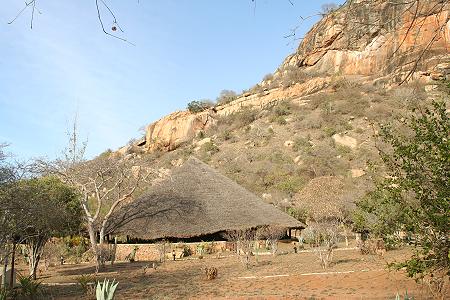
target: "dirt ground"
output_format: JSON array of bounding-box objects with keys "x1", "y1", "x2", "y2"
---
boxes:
[{"x1": 27, "y1": 245, "x2": 434, "y2": 299}]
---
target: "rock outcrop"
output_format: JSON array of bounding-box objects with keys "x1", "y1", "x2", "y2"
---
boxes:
[
  {"x1": 128, "y1": 0, "x2": 449, "y2": 154},
  {"x1": 144, "y1": 110, "x2": 216, "y2": 152},
  {"x1": 280, "y1": 0, "x2": 450, "y2": 82}
]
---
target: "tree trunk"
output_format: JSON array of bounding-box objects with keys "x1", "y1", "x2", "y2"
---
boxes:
[
  {"x1": 1, "y1": 253, "x2": 8, "y2": 288},
  {"x1": 9, "y1": 243, "x2": 16, "y2": 288},
  {"x1": 110, "y1": 237, "x2": 117, "y2": 266},
  {"x1": 86, "y1": 221, "x2": 100, "y2": 272},
  {"x1": 26, "y1": 235, "x2": 47, "y2": 280}
]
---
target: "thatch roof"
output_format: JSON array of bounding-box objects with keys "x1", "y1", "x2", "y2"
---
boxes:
[
  {"x1": 107, "y1": 157, "x2": 303, "y2": 239},
  {"x1": 292, "y1": 176, "x2": 354, "y2": 221}
]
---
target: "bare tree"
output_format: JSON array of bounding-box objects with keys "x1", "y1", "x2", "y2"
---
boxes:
[
  {"x1": 155, "y1": 240, "x2": 168, "y2": 263},
  {"x1": 256, "y1": 226, "x2": 286, "y2": 255},
  {"x1": 8, "y1": 0, "x2": 133, "y2": 44},
  {"x1": 222, "y1": 229, "x2": 256, "y2": 269},
  {"x1": 321, "y1": 3, "x2": 339, "y2": 15},
  {"x1": 302, "y1": 222, "x2": 339, "y2": 269},
  {"x1": 38, "y1": 120, "x2": 159, "y2": 271}
]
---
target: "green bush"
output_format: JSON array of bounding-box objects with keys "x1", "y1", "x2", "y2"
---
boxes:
[
  {"x1": 272, "y1": 101, "x2": 292, "y2": 117},
  {"x1": 271, "y1": 116, "x2": 287, "y2": 125},
  {"x1": 182, "y1": 245, "x2": 193, "y2": 257},
  {"x1": 17, "y1": 273, "x2": 43, "y2": 299},
  {"x1": 293, "y1": 137, "x2": 310, "y2": 152},
  {"x1": 220, "y1": 108, "x2": 258, "y2": 129},
  {"x1": 76, "y1": 274, "x2": 96, "y2": 295},
  {"x1": 323, "y1": 127, "x2": 337, "y2": 137},
  {"x1": 187, "y1": 100, "x2": 213, "y2": 113},
  {"x1": 201, "y1": 142, "x2": 219, "y2": 154},
  {"x1": 220, "y1": 130, "x2": 233, "y2": 141},
  {"x1": 270, "y1": 151, "x2": 291, "y2": 164},
  {"x1": 276, "y1": 176, "x2": 305, "y2": 194}
]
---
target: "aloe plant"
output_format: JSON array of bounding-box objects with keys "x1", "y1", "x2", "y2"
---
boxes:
[
  {"x1": 96, "y1": 278, "x2": 118, "y2": 300},
  {"x1": 0, "y1": 287, "x2": 7, "y2": 300},
  {"x1": 17, "y1": 273, "x2": 43, "y2": 300},
  {"x1": 395, "y1": 290, "x2": 414, "y2": 300}
]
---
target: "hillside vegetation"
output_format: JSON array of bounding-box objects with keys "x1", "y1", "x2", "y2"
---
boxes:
[{"x1": 116, "y1": 79, "x2": 449, "y2": 216}]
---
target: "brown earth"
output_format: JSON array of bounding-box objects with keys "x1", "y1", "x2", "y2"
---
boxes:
[{"x1": 29, "y1": 246, "x2": 435, "y2": 299}]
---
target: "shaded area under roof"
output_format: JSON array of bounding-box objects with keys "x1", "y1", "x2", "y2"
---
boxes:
[{"x1": 106, "y1": 157, "x2": 304, "y2": 240}]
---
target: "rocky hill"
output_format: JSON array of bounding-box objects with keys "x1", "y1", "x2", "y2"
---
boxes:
[{"x1": 112, "y1": 0, "x2": 449, "y2": 213}]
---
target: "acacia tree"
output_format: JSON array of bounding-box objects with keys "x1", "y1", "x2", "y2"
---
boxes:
[
  {"x1": 39, "y1": 122, "x2": 159, "y2": 271},
  {"x1": 354, "y1": 100, "x2": 449, "y2": 297}
]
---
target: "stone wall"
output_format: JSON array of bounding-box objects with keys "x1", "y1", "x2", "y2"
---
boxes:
[{"x1": 114, "y1": 241, "x2": 231, "y2": 262}]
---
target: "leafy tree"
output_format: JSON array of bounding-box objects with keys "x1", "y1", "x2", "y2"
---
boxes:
[
  {"x1": 14, "y1": 176, "x2": 82, "y2": 279},
  {"x1": 187, "y1": 100, "x2": 213, "y2": 113},
  {"x1": 354, "y1": 101, "x2": 449, "y2": 295}
]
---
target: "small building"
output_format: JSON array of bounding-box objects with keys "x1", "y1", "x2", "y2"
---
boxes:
[{"x1": 107, "y1": 157, "x2": 304, "y2": 241}]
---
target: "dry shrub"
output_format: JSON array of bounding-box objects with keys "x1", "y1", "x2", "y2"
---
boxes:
[
  {"x1": 216, "y1": 90, "x2": 237, "y2": 105},
  {"x1": 222, "y1": 229, "x2": 256, "y2": 269},
  {"x1": 302, "y1": 222, "x2": 339, "y2": 269},
  {"x1": 256, "y1": 226, "x2": 286, "y2": 255},
  {"x1": 281, "y1": 66, "x2": 312, "y2": 87},
  {"x1": 334, "y1": 96, "x2": 370, "y2": 117},
  {"x1": 204, "y1": 266, "x2": 218, "y2": 280},
  {"x1": 330, "y1": 76, "x2": 361, "y2": 91},
  {"x1": 298, "y1": 111, "x2": 324, "y2": 130},
  {"x1": 366, "y1": 103, "x2": 394, "y2": 120},
  {"x1": 219, "y1": 108, "x2": 258, "y2": 130},
  {"x1": 358, "y1": 238, "x2": 386, "y2": 256}
]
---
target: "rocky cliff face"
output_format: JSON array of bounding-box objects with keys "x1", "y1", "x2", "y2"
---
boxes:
[
  {"x1": 279, "y1": 0, "x2": 449, "y2": 81},
  {"x1": 129, "y1": 0, "x2": 449, "y2": 154}
]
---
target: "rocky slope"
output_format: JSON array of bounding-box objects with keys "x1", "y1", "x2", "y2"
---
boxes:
[{"x1": 121, "y1": 0, "x2": 449, "y2": 154}]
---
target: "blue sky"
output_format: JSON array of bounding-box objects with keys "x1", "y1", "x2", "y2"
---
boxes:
[{"x1": 0, "y1": 0, "x2": 343, "y2": 160}]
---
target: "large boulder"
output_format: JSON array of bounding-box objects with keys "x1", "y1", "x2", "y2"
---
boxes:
[{"x1": 145, "y1": 110, "x2": 216, "y2": 151}]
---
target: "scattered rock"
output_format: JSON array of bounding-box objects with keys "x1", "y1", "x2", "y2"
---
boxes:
[
  {"x1": 262, "y1": 193, "x2": 272, "y2": 201},
  {"x1": 424, "y1": 85, "x2": 438, "y2": 92},
  {"x1": 196, "y1": 138, "x2": 212, "y2": 147},
  {"x1": 350, "y1": 169, "x2": 366, "y2": 178},
  {"x1": 284, "y1": 140, "x2": 294, "y2": 147},
  {"x1": 171, "y1": 159, "x2": 184, "y2": 167},
  {"x1": 332, "y1": 134, "x2": 358, "y2": 149}
]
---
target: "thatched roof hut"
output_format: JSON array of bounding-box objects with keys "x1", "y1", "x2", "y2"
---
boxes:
[
  {"x1": 292, "y1": 176, "x2": 355, "y2": 221},
  {"x1": 107, "y1": 157, "x2": 304, "y2": 240}
]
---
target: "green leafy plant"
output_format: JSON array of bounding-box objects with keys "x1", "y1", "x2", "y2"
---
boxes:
[
  {"x1": 355, "y1": 101, "x2": 449, "y2": 296},
  {"x1": 182, "y1": 245, "x2": 192, "y2": 257},
  {"x1": 187, "y1": 100, "x2": 213, "y2": 113},
  {"x1": 76, "y1": 274, "x2": 96, "y2": 294},
  {"x1": 201, "y1": 142, "x2": 219, "y2": 154},
  {"x1": 17, "y1": 273, "x2": 43, "y2": 300},
  {"x1": 96, "y1": 279, "x2": 118, "y2": 300}
]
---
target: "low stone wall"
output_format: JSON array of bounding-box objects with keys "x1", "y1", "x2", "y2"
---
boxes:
[{"x1": 114, "y1": 241, "x2": 232, "y2": 262}]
